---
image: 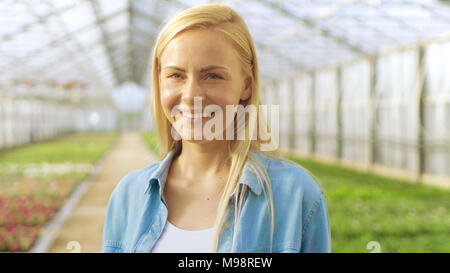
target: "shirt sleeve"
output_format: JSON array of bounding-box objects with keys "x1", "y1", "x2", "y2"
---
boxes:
[
  {"x1": 100, "y1": 175, "x2": 128, "y2": 253},
  {"x1": 300, "y1": 194, "x2": 332, "y2": 253},
  {"x1": 101, "y1": 191, "x2": 120, "y2": 253}
]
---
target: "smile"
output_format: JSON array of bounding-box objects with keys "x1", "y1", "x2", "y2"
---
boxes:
[{"x1": 180, "y1": 111, "x2": 215, "y2": 123}]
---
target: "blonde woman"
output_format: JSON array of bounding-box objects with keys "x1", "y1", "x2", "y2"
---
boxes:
[{"x1": 102, "y1": 3, "x2": 331, "y2": 253}]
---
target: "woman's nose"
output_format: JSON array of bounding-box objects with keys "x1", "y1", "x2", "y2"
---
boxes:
[{"x1": 182, "y1": 77, "x2": 205, "y2": 102}]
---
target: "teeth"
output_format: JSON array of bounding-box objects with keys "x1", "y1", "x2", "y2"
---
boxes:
[{"x1": 183, "y1": 112, "x2": 214, "y2": 118}]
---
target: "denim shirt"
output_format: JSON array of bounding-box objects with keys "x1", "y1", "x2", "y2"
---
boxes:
[{"x1": 101, "y1": 148, "x2": 331, "y2": 253}]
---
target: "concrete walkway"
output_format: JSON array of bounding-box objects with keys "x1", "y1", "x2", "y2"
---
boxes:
[{"x1": 47, "y1": 132, "x2": 158, "y2": 253}]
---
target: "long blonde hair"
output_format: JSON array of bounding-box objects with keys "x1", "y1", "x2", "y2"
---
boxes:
[{"x1": 150, "y1": 3, "x2": 289, "y2": 252}]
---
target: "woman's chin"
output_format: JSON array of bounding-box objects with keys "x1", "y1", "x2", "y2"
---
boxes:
[{"x1": 178, "y1": 131, "x2": 225, "y2": 143}]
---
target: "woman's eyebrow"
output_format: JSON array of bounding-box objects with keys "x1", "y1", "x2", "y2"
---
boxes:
[
  {"x1": 200, "y1": 65, "x2": 230, "y2": 72},
  {"x1": 162, "y1": 66, "x2": 185, "y2": 71},
  {"x1": 162, "y1": 65, "x2": 230, "y2": 72}
]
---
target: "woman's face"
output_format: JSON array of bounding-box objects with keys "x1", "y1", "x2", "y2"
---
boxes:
[{"x1": 159, "y1": 28, "x2": 251, "y2": 142}]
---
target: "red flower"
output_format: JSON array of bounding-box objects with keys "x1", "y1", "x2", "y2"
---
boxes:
[
  {"x1": 5, "y1": 226, "x2": 15, "y2": 233},
  {"x1": 9, "y1": 241, "x2": 20, "y2": 252}
]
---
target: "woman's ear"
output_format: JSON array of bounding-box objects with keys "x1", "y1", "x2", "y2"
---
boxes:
[{"x1": 240, "y1": 76, "x2": 252, "y2": 101}]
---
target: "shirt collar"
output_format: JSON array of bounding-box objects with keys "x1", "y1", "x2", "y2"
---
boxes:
[{"x1": 144, "y1": 146, "x2": 266, "y2": 197}]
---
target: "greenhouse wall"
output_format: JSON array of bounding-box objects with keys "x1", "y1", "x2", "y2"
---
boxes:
[
  {"x1": 0, "y1": 96, "x2": 119, "y2": 150},
  {"x1": 269, "y1": 41, "x2": 450, "y2": 183}
]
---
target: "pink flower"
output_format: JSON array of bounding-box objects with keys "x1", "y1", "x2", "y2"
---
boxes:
[
  {"x1": 5, "y1": 226, "x2": 14, "y2": 233},
  {"x1": 9, "y1": 241, "x2": 20, "y2": 252}
]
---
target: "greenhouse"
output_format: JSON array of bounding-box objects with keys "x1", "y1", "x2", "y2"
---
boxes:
[{"x1": 0, "y1": 0, "x2": 449, "y2": 253}]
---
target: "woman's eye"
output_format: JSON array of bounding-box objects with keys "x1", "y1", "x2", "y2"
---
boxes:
[
  {"x1": 206, "y1": 73, "x2": 222, "y2": 80},
  {"x1": 168, "y1": 73, "x2": 182, "y2": 79}
]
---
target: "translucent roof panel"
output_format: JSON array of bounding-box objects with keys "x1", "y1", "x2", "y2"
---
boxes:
[{"x1": 0, "y1": 0, "x2": 449, "y2": 96}]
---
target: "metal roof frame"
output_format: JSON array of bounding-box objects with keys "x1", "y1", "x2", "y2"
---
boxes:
[{"x1": 0, "y1": 0, "x2": 449, "y2": 98}]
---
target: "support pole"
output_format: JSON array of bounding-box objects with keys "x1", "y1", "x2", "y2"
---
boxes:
[
  {"x1": 309, "y1": 72, "x2": 316, "y2": 155},
  {"x1": 336, "y1": 67, "x2": 343, "y2": 160},
  {"x1": 288, "y1": 79, "x2": 296, "y2": 150},
  {"x1": 417, "y1": 46, "x2": 427, "y2": 180},
  {"x1": 0, "y1": 94, "x2": 4, "y2": 149},
  {"x1": 368, "y1": 57, "x2": 378, "y2": 167}
]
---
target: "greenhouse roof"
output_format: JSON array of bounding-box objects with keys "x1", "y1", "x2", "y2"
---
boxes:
[{"x1": 0, "y1": 0, "x2": 449, "y2": 92}]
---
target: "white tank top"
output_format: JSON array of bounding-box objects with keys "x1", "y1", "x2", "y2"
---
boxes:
[{"x1": 150, "y1": 221, "x2": 215, "y2": 253}]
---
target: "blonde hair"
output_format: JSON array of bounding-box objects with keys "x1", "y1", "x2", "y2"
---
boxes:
[{"x1": 150, "y1": 3, "x2": 302, "y2": 252}]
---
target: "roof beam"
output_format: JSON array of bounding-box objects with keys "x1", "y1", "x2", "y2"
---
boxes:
[
  {"x1": 128, "y1": 6, "x2": 165, "y2": 84},
  {"x1": 132, "y1": 27, "x2": 155, "y2": 40},
  {"x1": 23, "y1": 0, "x2": 109, "y2": 91},
  {"x1": 257, "y1": 0, "x2": 366, "y2": 55},
  {"x1": 132, "y1": 8, "x2": 164, "y2": 27},
  {"x1": 6, "y1": 31, "x2": 140, "y2": 93},
  {"x1": 128, "y1": 0, "x2": 135, "y2": 82},
  {"x1": 40, "y1": 39, "x2": 148, "y2": 79},
  {"x1": 89, "y1": 0, "x2": 123, "y2": 85},
  {"x1": 0, "y1": 2, "x2": 81, "y2": 42},
  {"x1": 2, "y1": 7, "x2": 127, "y2": 70},
  {"x1": 17, "y1": 31, "x2": 148, "y2": 81},
  {"x1": 39, "y1": 44, "x2": 129, "y2": 83},
  {"x1": 129, "y1": 10, "x2": 161, "y2": 84},
  {"x1": 418, "y1": 3, "x2": 450, "y2": 24},
  {"x1": 255, "y1": 41, "x2": 308, "y2": 73}
]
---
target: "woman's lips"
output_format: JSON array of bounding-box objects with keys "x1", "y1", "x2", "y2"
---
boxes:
[{"x1": 180, "y1": 111, "x2": 215, "y2": 124}]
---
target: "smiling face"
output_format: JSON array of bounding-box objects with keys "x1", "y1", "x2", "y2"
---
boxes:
[{"x1": 159, "y1": 28, "x2": 251, "y2": 142}]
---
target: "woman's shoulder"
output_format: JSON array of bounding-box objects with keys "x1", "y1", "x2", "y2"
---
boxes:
[{"x1": 250, "y1": 150, "x2": 325, "y2": 204}]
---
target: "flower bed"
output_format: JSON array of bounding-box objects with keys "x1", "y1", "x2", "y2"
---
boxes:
[
  {"x1": 0, "y1": 195, "x2": 64, "y2": 251},
  {"x1": 0, "y1": 225, "x2": 40, "y2": 252},
  {"x1": 0, "y1": 132, "x2": 116, "y2": 252}
]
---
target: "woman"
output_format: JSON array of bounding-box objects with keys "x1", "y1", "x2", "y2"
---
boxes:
[{"x1": 102, "y1": 3, "x2": 331, "y2": 253}]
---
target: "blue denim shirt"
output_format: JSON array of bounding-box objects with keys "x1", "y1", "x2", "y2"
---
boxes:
[{"x1": 101, "y1": 148, "x2": 331, "y2": 253}]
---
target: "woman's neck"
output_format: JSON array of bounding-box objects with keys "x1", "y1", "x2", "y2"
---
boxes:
[{"x1": 174, "y1": 140, "x2": 231, "y2": 181}]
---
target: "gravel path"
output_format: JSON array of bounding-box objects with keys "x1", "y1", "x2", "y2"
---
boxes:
[{"x1": 46, "y1": 132, "x2": 157, "y2": 253}]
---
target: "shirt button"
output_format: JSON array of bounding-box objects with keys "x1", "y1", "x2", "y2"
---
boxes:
[{"x1": 224, "y1": 221, "x2": 231, "y2": 229}]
